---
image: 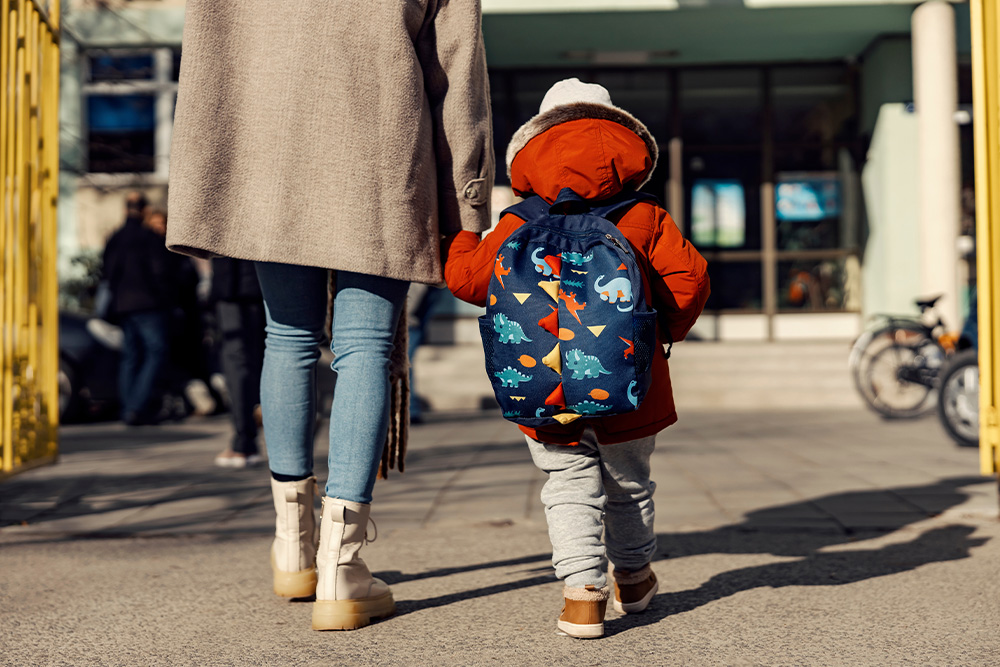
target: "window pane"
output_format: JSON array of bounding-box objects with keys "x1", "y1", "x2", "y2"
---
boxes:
[
  {"x1": 684, "y1": 150, "x2": 761, "y2": 250},
  {"x1": 777, "y1": 257, "x2": 857, "y2": 311},
  {"x1": 775, "y1": 172, "x2": 841, "y2": 250},
  {"x1": 705, "y1": 261, "x2": 762, "y2": 311},
  {"x1": 89, "y1": 53, "x2": 154, "y2": 81},
  {"x1": 691, "y1": 179, "x2": 746, "y2": 248},
  {"x1": 87, "y1": 95, "x2": 156, "y2": 173},
  {"x1": 681, "y1": 69, "x2": 761, "y2": 146},
  {"x1": 772, "y1": 66, "x2": 854, "y2": 144}
]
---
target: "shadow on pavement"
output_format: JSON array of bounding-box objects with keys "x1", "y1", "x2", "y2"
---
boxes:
[
  {"x1": 394, "y1": 477, "x2": 991, "y2": 621},
  {"x1": 606, "y1": 524, "x2": 985, "y2": 636}
]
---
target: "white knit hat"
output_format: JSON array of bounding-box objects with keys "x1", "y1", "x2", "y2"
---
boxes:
[
  {"x1": 506, "y1": 78, "x2": 658, "y2": 187},
  {"x1": 539, "y1": 78, "x2": 615, "y2": 114}
]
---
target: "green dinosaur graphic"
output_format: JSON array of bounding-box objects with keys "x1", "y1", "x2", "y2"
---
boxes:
[
  {"x1": 569, "y1": 400, "x2": 612, "y2": 415},
  {"x1": 494, "y1": 366, "x2": 533, "y2": 388},
  {"x1": 493, "y1": 313, "x2": 532, "y2": 344},
  {"x1": 565, "y1": 349, "x2": 611, "y2": 380}
]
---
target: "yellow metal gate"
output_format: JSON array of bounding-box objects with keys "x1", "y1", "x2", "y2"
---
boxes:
[
  {"x1": 971, "y1": 0, "x2": 1000, "y2": 476},
  {"x1": 0, "y1": 0, "x2": 60, "y2": 479}
]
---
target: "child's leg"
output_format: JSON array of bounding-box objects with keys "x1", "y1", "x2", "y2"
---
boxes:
[
  {"x1": 599, "y1": 435, "x2": 657, "y2": 572},
  {"x1": 525, "y1": 432, "x2": 607, "y2": 589}
]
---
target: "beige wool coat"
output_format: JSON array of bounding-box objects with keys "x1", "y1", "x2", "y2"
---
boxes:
[{"x1": 166, "y1": 1, "x2": 494, "y2": 284}]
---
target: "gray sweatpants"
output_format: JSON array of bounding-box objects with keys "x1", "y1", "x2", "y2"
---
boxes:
[{"x1": 526, "y1": 429, "x2": 656, "y2": 589}]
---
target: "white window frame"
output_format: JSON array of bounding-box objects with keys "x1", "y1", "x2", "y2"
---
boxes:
[{"x1": 81, "y1": 47, "x2": 177, "y2": 185}]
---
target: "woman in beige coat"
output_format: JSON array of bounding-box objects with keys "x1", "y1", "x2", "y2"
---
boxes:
[{"x1": 167, "y1": 1, "x2": 493, "y2": 630}]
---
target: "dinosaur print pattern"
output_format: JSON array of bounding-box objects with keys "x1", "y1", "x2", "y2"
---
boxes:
[
  {"x1": 565, "y1": 349, "x2": 611, "y2": 379},
  {"x1": 595, "y1": 275, "x2": 634, "y2": 312},
  {"x1": 503, "y1": 410, "x2": 523, "y2": 419},
  {"x1": 531, "y1": 247, "x2": 562, "y2": 278},
  {"x1": 494, "y1": 367, "x2": 533, "y2": 388},
  {"x1": 561, "y1": 279, "x2": 585, "y2": 289},
  {"x1": 557, "y1": 289, "x2": 586, "y2": 325},
  {"x1": 493, "y1": 313, "x2": 532, "y2": 344},
  {"x1": 569, "y1": 400, "x2": 612, "y2": 415},
  {"x1": 627, "y1": 380, "x2": 639, "y2": 407},
  {"x1": 494, "y1": 254, "x2": 511, "y2": 290},
  {"x1": 505, "y1": 241, "x2": 522, "y2": 251},
  {"x1": 620, "y1": 336, "x2": 634, "y2": 359},
  {"x1": 561, "y1": 250, "x2": 594, "y2": 266}
]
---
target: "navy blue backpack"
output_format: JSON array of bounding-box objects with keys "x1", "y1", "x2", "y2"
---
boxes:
[{"x1": 479, "y1": 188, "x2": 660, "y2": 428}]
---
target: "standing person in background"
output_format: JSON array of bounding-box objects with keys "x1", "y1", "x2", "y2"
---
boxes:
[
  {"x1": 211, "y1": 257, "x2": 267, "y2": 469},
  {"x1": 146, "y1": 209, "x2": 217, "y2": 419},
  {"x1": 166, "y1": 2, "x2": 493, "y2": 631},
  {"x1": 406, "y1": 283, "x2": 448, "y2": 424},
  {"x1": 102, "y1": 192, "x2": 174, "y2": 426}
]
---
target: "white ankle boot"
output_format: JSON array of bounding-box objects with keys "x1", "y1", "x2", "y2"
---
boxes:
[
  {"x1": 312, "y1": 497, "x2": 396, "y2": 630},
  {"x1": 270, "y1": 477, "x2": 318, "y2": 598}
]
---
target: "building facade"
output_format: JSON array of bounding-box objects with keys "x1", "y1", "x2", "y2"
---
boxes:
[{"x1": 58, "y1": 0, "x2": 974, "y2": 340}]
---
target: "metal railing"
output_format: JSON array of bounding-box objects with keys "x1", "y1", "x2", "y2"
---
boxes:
[
  {"x1": 971, "y1": 0, "x2": 1000, "y2": 476},
  {"x1": 1, "y1": 0, "x2": 60, "y2": 479}
]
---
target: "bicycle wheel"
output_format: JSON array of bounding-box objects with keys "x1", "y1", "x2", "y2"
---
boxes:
[
  {"x1": 861, "y1": 343, "x2": 936, "y2": 418},
  {"x1": 937, "y1": 349, "x2": 979, "y2": 447},
  {"x1": 851, "y1": 323, "x2": 935, "y2": 416}
]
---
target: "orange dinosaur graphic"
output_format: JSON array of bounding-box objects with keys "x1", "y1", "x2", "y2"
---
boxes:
[
  {"x1": 619, "y1": 336, "x2": 634, "y2": 359},
  {"x1": 558, "y1": 289, "x2": 586, "y2": 325},
  {"x1": 494, "y1": 254, "x2": 511, "y2": 290}
]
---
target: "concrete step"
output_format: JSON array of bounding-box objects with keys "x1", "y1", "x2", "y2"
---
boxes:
[{"x1": 412, "y1": 332, "x2": 863, "y2": 413}]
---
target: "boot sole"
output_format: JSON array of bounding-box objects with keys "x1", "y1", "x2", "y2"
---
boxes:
[
  {"x1": 613, "y1": 579, "x2": 659, "y2": 614},
  {"x1": 556, "y1": 619, "x2": 604, "y2": 639},
  {"x1": 271, "y1": 555, "x2": 317, "y2": 598},
  {"x1": 312, "y1": 591, "x2": 396, "y2": 630}
]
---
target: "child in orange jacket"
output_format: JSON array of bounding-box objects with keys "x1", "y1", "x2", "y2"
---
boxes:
[{"x1": 443, "y1": 79, "x2": 709, "y2": 638}]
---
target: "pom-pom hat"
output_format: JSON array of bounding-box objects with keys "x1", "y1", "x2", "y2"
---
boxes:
[{"x1": 505, "y1": 78, "x2": 659, "y2": 188}]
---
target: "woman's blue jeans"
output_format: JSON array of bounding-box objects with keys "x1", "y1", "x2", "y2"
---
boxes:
[{"x1": 254, "y1": 263, "x2": 409, "y2": 504}]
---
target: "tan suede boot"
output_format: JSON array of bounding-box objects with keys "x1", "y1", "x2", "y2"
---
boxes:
[
  {"x1": 311, "y1": 497, "x2": 396, "y2": 630},
  {"x1": 557, "y1": 585, "x2": 609, "y2": 639},
  {"x1": 610, "y1": 563, "x2": 658, "y2": 614},
  {"x1": 270, "y1": 477, "x2": 318, "y2": 598}
]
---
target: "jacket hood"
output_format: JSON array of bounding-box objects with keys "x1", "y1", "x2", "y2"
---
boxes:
[{"x1": 506, "y1": 102, "x2": 658, "y2": 202}]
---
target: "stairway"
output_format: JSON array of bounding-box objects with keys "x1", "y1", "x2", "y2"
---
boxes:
[{"x1": 412, "y1": 318, "x2": 863, "y2": 413}]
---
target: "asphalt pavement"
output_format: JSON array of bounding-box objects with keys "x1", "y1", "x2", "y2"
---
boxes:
[{"x1": 1, "y1": 407, "x2": 998, "y2": 666}]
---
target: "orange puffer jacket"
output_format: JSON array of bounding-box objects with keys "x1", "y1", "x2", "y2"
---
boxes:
[{"x1": 444, "y1": 117, "x2": 710, "y2": 445}]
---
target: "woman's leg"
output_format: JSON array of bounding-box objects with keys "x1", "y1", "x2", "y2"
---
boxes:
[
  {"x1": 325, "y1": 271, "x2": 409, "y2": 503},
  {"x1": 254, "y1": 262, "x2": 329, "y2": 479},
  {"x1": 526, "y1": 431, "x2": 607, "y2": 589}
]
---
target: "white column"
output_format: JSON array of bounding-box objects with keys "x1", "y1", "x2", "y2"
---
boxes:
[{"x1": 912, "y1": 1, "x2": 961, "y2": 327}]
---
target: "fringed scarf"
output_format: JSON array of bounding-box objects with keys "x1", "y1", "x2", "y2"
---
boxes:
[{"x1": 326, "y1": 271, "x2": 409, "y2": 480}]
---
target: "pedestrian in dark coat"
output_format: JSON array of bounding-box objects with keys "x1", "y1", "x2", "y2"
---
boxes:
[
  {"x1": 102, "y1": 192, "x2": 174, "y2": 425},
  {"x1": 210, "y1": 258, "x2": 266, "y2": 468}
]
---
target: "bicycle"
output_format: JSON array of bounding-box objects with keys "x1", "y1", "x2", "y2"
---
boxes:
[{"x1": 848, "y1": 295, "x2": 957, "y2": 419}]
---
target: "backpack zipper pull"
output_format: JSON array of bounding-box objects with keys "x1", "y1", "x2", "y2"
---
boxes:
[{"x1": 606, "y1": 234, "x2": 630, "y2": 255}]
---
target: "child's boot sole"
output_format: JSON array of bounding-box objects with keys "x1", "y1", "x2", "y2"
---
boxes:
[
  {"x1": 312, "y1": 592, "x2": 396, "y2": 630},
  {"x1": 557, "y1": 619, "x2": 604, "y2": 639},
  {"x1": 613, "y1": 579, "x2": 659, "y2": 614},
  {"x1": 271, "y1": 553, "x2": 317, "y2": 598}
]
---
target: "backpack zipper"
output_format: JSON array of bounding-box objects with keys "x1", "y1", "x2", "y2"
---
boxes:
[{"x1": 606, "y1": 234, "x2": 630, "y2": 255}]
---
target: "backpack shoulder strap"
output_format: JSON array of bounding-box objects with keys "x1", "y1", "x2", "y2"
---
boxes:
[
  {"x1": 588, "y1": 191, "x2": 659, "y2": 222},
  {"x1": 500, "y1": 195, "x2": 550, "y2": 223}
]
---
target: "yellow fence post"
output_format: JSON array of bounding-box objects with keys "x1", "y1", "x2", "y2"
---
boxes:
[
  {"x1": 970, "y1": 0, "x2": 1000, "y2": 476},
  {"x1": 0, "y1": 0, "x2": 60, "y2": 480}
]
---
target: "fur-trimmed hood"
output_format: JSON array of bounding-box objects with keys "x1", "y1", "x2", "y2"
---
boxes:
[{"x1": 506, "y1": 102, "x2": 659, "y2": 199}]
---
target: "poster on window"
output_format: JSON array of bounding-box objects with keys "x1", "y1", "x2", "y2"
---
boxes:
[{"x1": 691, "y1": 179, "x2": 746, "y2": 248}]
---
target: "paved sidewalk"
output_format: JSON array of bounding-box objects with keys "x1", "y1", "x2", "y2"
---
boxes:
[{"x1": 1, "y1": 408, "x2": 998, "y2": 666}]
